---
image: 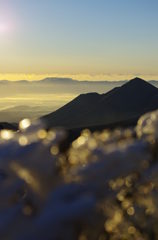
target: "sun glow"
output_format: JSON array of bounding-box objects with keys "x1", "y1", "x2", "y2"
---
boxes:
[
  {"x1": 0, "y1": 21, "x2": 13, "y2": 35},
  {"x1": 0, "y1": 22, "x2": 10, "y2": 34},
  {"x1": 0, "y1": 23, "x2": 7, "y2": 32}
]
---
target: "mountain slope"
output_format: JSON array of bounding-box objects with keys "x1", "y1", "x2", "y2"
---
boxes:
[
  {"x1": 42, "y1": 93, "x2": 101, "y2": 127},
  {"x1": 83, "y1": 78, "x2": 158, "y2": 125},
  {"x1": 42, "y1": 78, "x2": 158, "y2": 128}
]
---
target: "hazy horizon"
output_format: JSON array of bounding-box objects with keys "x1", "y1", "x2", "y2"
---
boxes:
[
  {"x1": 0, "y1": 76, "x2": 158, "y2": 82},
  {"x1": 1, "y1": 74, "x2": 158, "y2": 82}
]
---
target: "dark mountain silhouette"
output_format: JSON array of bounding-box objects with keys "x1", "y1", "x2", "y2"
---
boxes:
[
  {"x1": 42, "y1": 78, "x2": 158, "y2": 129},
  {"x1": 0, "y1": 122, "x2": 18, "y2": 131}
]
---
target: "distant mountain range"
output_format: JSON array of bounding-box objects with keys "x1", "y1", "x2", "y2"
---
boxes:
[
  {"x1": 0, "y1": 77, "x2": 158, "y2": 85},
  {"x1": 0, "y1": 78, "x2": 125, "y2": 85},
  {"x1": 41, "y1": 78, "x2": 158, "y2": 129}
]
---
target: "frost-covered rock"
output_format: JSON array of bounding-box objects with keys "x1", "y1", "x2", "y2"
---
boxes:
[
  {"x1": 0, "y1": 112, "x2": 158, "y2": 239},
  {"x1": 136, "y1": 110, "x2": 158, "y2": 140}
]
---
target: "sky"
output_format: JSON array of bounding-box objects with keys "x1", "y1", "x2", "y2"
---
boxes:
[{"x1": 0, "y1": 0, "x2": 158, "y2": 81}]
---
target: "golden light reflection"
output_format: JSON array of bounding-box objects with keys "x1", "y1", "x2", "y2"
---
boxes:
[
  {"x1": 19, "y1": 136, "x2": 28, "y2": 146},
  {"x1": 50, "y1": 145, "x2": 59, "y2": 156},
  {"x1": 19, "y1": 119, "x2": 31, "y2": 130},
  {"x1": 47, "y1": 131, "x2": 56, "y2": 141},
  {"x1": 127, "y1": 207, "x2": 135, "y2": 216},
  {"x1": 37, "y1": 129, "x2": 47, "y2": 139},
  {"x1": 0, "y1": 130, "x2": 14, "y2": 140},
  {"x1": 10, "y1": 162, "x2": 40, "y2": 193}
]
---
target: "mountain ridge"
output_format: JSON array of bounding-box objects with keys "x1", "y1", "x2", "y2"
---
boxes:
[{"x1": 41, "y1": 78, "x2": 158, "y2": 129}]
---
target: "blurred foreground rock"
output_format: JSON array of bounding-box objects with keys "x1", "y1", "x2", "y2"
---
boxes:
[{"x1": 0, "y1": 111, "x2": 158, "y2": 239}]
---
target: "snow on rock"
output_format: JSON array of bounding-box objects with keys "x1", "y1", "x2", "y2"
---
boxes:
[{"x1": 0, "y1": 112, "x2": 158, "y2": 239}]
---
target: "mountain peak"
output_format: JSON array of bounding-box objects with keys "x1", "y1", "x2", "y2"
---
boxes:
[
  {"x1": 128, "y1": 77, "x2": 148, "y2": 85},
  {"x1": 131, "y1": 77, "x2": 144, "y2": 82},
  {"x1": 124, "y1": 77, "x2": 156, "y2": 90}
]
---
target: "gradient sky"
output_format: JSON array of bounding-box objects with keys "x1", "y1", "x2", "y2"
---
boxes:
[{"x1": 0, "y1": 0, "x2": 158, "y2": 81}]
